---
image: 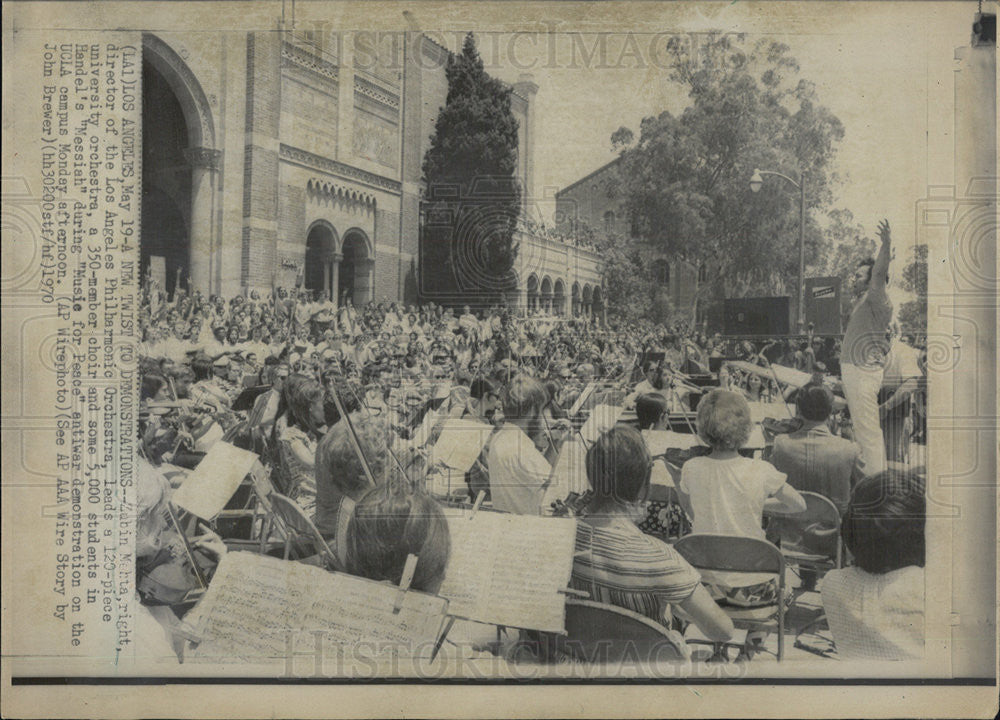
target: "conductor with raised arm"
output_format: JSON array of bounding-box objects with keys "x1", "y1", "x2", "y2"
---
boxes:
[{"x1": 841, "y1": 219, "x2": 894, "y2": 475}]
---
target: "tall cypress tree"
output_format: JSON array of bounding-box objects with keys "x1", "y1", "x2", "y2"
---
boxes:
[{"x1": 421, "y1": 33, "x2": 521, "y2": 307}]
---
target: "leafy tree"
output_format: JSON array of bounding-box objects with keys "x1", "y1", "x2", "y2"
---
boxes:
[
  {"x1": 593, "y1": 229, "x2": 652, "y2": 323},
  {"x1": 897, "y1": 244, "x2": 928, "y2": 336},
  {"x1": 421, "y1": 33, "x2": 521, "y2": 306},
  {"x1": 612, "y1": 33, "x2": 845, "y2": 323}
]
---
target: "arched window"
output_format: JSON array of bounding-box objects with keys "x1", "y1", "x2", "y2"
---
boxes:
[
  {"x1": 698, "y1": 263, "x2": 709, "y2": 283},
  {"x1": 603, "y1": 210, "x2": 615, "y2": 234}
]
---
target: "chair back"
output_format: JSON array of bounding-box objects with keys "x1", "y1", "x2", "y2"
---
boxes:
[
  {"x1": 673, "y1": 533, "x2": 783, "y2": 575},
  {"x1": 673, "y1": 533, "x2": 787, "y2": 661},
  {"x1": 555, "y1": 599, "x2": 690, "y2": 664},
  {"x1": 269, "y1": 492, "x2": 339, "y2": 570},
  {"x1": 766, "y1": 491, "x2": 841, "y2": 561}
]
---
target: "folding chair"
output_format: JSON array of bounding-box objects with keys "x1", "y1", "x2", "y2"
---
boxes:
[
  {"x1": 766, "y1": 492, "x2": 843, "y2": 645},
  {"x1": 673, "y1": 533, "x2": 787, "y2": 661},
  {"x1": 553, "y1": 599, "x2": 691, "y2": 665},
  {"x1": 268, "y1": 492, "x2": 341, "y2": 572},
  {"x1": 766, "y1": 491, "x2": 843, "y2": 582}
]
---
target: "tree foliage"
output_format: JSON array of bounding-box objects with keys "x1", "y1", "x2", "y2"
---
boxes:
[
  {"x1": 897, "y1": 244, "x2": 928, "y2": 336},
  {"x1": 421, "y1": 33, "x2": 521, "y2": 305},
  {"x1": 612, "y1": 33, "x2": 845, "y2": 319}
]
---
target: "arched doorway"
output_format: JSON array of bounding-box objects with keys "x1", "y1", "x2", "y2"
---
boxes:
[
  {"x1": 540, "y1": 276, "x2": 553, "y2": 314},
  {"x1": 339, "y1": 230, "x2": 372, "y2": 306},
  {"x1": 305, "y1": 223, "x2": 337, "y2": 300},
  {"x1": 142, "y1": 35, "x2": 218, "y2": 295},
  {"x1": 592, "y1": 286, "x2": 605, "y2": 325},
  {"x1": 526, "y1": 274, "x2": 539, "y2": 313},
  {"x1": 141, "y1": 58, "x2": 191, "y2": 298},
  {"x1": 582, "y1": 285, "x2": 593, "y2": 318},
  {"x1": 553, "y1": 279, "x2": 566, "y2": 316}
]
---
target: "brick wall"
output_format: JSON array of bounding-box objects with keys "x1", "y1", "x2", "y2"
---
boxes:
[
  {"x1": 242, "y1": 226, "x2": 278, "y2": 288},
  {"x1": 374, "y1": 252, "x2": 398, "y2": 302},
  {"x1": 278, "y1": 182, "x2": 305, "y2": 248},
  {"x1": 241, "y1": 31, "x2": 282, "y2": 288}
]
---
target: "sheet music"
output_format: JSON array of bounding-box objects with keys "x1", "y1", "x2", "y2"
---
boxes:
[
  {"x1": 568, "y1": 382, "x2": 597, "y2": 416},
  {"x1": 170, "y1": 442, "x2": 259, "y2": 520},
  {"x1": 431, "y1": 418, "x2": 493, "y2": 473},
  {"x1": 578, "y1": 404, "x2": 625, "y2": 444},
  {"x1": 437, "y1": 510, "x2": 576, "y2": 632},
  {"x1": 547, "y1": 438, "x2": 590, "y2": 499},
  {"x1": 411, "y1": 409, "x2": 439, "y2": 448},
  {"x1": 186, "y1": 552, "x2": 448, "y2": 660}
]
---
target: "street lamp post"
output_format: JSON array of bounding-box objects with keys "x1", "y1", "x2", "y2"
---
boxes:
[{"x1": 750, "y1": 168, "x2": 807, "y2": 334}]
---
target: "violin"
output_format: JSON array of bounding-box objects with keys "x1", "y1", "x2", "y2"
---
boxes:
[{"x1": 137, "y1": 526, "x2": 217, "y2": 607}]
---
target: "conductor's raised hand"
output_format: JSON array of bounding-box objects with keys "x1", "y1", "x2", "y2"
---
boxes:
[{"x1": 877, "y1": 219, "x2": 891, "y2": 245}]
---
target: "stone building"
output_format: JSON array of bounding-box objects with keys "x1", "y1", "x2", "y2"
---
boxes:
[
  {"x1": 554, "y1": 157, "x2": 702, "y2": 316},
  {"x1": 141, "y1": 23, "x2": 602, "y2": 310}
]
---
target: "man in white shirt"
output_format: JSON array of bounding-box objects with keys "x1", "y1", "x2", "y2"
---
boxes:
[{"x1": 487, "y1": 375, "x2": 570, "y2": 515}]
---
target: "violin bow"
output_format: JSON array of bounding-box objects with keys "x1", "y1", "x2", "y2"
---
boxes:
[
  {"x1": 340, "y1": 379, "x2": 413, "y2": 483},
  {"x1": 326, "y1": 381, "x2": 377, "y2": 489},
  {"x1": 164, "y1": 501, "x2": 209, "y2": 591}
]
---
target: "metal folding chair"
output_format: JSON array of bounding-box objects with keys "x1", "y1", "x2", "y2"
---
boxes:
[
  {"x1": 674, "y1": 533, "x2": 787, "y2": 661},
  {"x1": 268, "y1": 492, "x2": 341, "y2": 571}
]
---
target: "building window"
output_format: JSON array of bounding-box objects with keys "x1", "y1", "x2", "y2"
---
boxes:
[
  {"x1": 698, "y1": 263, "x2": 708, "y2": 283},
  {"x1": 603, "y1": 210, "x2": 615, "y2": 234},
  {"x1": 630, "y1": 217, "x2": 640, "y2": 238}
]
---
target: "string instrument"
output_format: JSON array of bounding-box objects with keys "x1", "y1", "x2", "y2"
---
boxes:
[
  {"x1": 550, "y1": 490, "x2": 593, "y2": 518},
  {"x1": 137, "y1": 507, "x2": 215, "y2": 608}
]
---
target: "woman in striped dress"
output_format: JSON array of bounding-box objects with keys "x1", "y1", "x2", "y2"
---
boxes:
[{"x1": 570, "y1": 426, "x2": 733, "y2": 642}]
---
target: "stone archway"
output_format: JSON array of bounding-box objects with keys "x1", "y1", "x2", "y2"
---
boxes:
[
  {"x1": 592, "y1": 286, "x2": 605, "y2": 325},
  {"x1": 142, "y1": 34, "x2": 219, "y2": 295},
  {"x1": 305, "y1": 221, "x2": 338, "y2": 301},
  {"x1": 526, "y1": 274, "x2": 539, "y2": 313},
  {"x1": 540, "y1": 276, "x2": 553, "y2": 314},
  {"x1": 340, "y1": 229, "x2": 373, "y2": 306},
  {"x1": 553, "y1": 279, "x2": 566, "y2": 316}
]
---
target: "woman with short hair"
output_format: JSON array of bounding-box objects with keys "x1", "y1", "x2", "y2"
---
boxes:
[
  {"x1": 571, "y1": 426, "x2": 733, "y2": 642},
  {"x1": 272, "y1": 374, "x2": 326, "y2": 513},
  {"x1": 345, "y1": 483, "x2": 450, "y2": 594},
  {"x1": 821, "y1": 471, "x2": 925, "y2": 660}
]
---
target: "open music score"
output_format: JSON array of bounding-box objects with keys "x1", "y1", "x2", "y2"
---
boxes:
[
  {"x1": 185, "y1": 552, "x2": 449, "y2": 661},
  {"x1": 438, "y1": 509, "x2": 576, "y2": 632},
  {"x1": 170, "y1": 442, "x2": 260, "y2": 521},
  {"x1": 430, "y1": 418, "x2": 494, "y2": 473}
]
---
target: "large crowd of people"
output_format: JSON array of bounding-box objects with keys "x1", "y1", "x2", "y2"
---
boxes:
[{"x1": 135, "y1": 227, "x2": 928, "y2": 667}]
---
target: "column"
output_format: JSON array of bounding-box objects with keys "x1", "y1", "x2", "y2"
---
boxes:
[
  {"x1": 331, "y1": 252, "x2": 342, "y2": 307},
  {"x1": 184, "y1": 147, "x2": 222, "y2": 294}
]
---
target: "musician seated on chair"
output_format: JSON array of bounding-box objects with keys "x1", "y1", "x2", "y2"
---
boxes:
[
  {"x1": 634, "y1": 393, "x2": 691, "y2": 540},
  {"x1": 344, "y1": 482, "x2": 451, "y2": 594},
  {"x1": 769, "y1": 385, "x2": 863, "y2": 517},
  {"x1": 821, "y1": 470, "x2": 925, "y2": 660},
  {"x1": 677, "y1": 389, "x2": 805, "y2": 609},
  {"x1": 314, "y1": 411, "x2": 390, "y2": 537},
  {"x1": 570, "y1": 426, "x2": 733, "y2": 643},
  {"x1": 271, "y1": 374, "x2": 327, "y2": 515},
  {"x1": 487, "y1": 374, "x2": 572, "y2": 516}
]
